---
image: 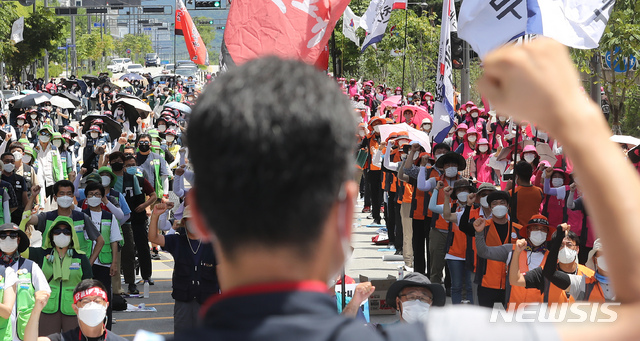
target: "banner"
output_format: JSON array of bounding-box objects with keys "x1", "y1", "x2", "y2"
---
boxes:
[
  {"x1": 360, "y1": 0, "x2": 382, "y2": 33},
  {"x1": 430, "y1": 0, "x2": 457, "y2": 143},
  {"x1": 10, "y1": 17, "x2": 24, "y2": 44},
  {"x1": 392, "y1": 0, "x2": 406, "y2": 10},
  {"x1": 343, "y1": 6, "x2": 361, "y2": 46},
  {"x1": 175, "y1": 0, "x2": 209, "y2": 65},
  {"x1": 220, "y1": 0, "x2": 350, "y2": 70},
  {"x1": 459, "y1": 0, "x2": 615, "y2": 60},
  {"x1": 361, "y1": 0, "x2": 399, "y2": 52}
]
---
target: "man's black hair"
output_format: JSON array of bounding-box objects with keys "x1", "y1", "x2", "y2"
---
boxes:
[
  {"x1": 109, "y1": 151, "x2": 125, "y2": 163},
  {"x1": 514, "y1": 160, "x2": 533, "y2": 181},
  {"x1": 136, "y1": 133, "x2": 151, "y2": 146},
  {"x1": 1, "y1": 153, "x2": 13, "y2": 160},
  {"x1": 73, "y1": 279, "x2": 108, "y2": 298},
  {"x1": 552, "y1": 229, "x2": 580, "y2": 246},
  {"x1": 432, "y1": 143, "x2": 451, "y2": 153},
  {"x1": 188, "y1": 57, "x2": 355, "y2": 258},
  {"x1": 8, "y1": 142, "x2": 24, "y2": 153},
  {"x1": 53, "y1": 180, "x2": 74, "y2": 195},
  {"x1": 85, "y1": 181, "x2": 105, "y2": 197}
]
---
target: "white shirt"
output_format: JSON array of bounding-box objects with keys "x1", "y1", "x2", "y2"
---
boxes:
[
  {"x1": 90, "y1": 210, "x2": 123, "y2": 267},
  {"x1": 35, "y1": 143, "x2": 61, "y2": 186},
  {"x1": 10, "y1": 261, "x2": 50, "y2": 341}
]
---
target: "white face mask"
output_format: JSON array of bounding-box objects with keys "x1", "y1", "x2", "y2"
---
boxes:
[
  {"x1": 558, "y1": 246, "x2": 577, "y2": 264},
  {"x1": 53, "y1": 233, "x2": 71, "y2": 248},
  {"x1": 166, "y1": 135, "x2": 175, "y2": 143},
  {"x1": 12, "y1": 152, "x2": 22, "y2": 162},
  {"x1": 17, "y1": 120, "x2": 24, "y2": 126},
  {"x1": 30, "y1": 114, "x2": 38, "y2": 120},
  {"x1": 596, "y1": 256, "x2": 608, "y2": 272},
  {"x1": 471, "y1": 112, "x2": 478, "y2": 118},
  {"x1": 461, "y1": 109, "x2": 467, "y2": 115},
  {"x1": 445, "y1": 166, "x2": 458, "y2": 178},
  {"x1": 467, "y1": 135, "x2": 477, "y2": 143},
  {"x1": 457, "y1": 191, "x2": 469, "y2": 203},
  {"x1": 101, "y1": 176, "x2": 111, "y2": 187},
  {"x1": 0, "y1": 238, "x2": 18, "y2": 254},
  {"x1": 3, "y1": 164, "x2": 14, "y2": 173},
  {"x1": 434, "y1": 153, "x2": 443, "y2": 160},
  {"x1": 53, "y1": 140, "x2": 62, "y2": 148},
  {"x1": 498, "y1": 116, "x2": 507, "y2": 122},
  {"x1": 480, "y1": 196, "x2": 489, "y2": 208},
  {"x1": 90, "y1": 132, "x2": 99, "y2": 139},
  {"x1": 412, "y1": 152, "x2": 420, "y2": 161},
  {"x1": 524, "y1": 154, "x2": 536, "y2": 163},
  {"x1": 103, "y1": 88, "x2": 110, "y2": 92},
  {"x1": 422, "y1": 124, "x2": 431, "y2": 132},
  {"x1": 87, "y1": 197, "x2": 102, "y2": 207},
  {"x1": 551, "y1": 178, "x2": 564, "y2": 188},
  {"x1": 22, "y1": 155, "x2": 31, "y2": 164},
  {"x1": 492, "y1": 205, "x2": 508, "y2": 218},
  {"x1": 158, "y1": 125, "x2": 167, "y2": 132},
  {"x1": 401, "y1": 300, "x2": 431, "y2": 324},
  {"x1": 529, "y1": 230, "x2": 547, "y2": 246},
  {"x1": 77, "y1": 302, "x2": 107, "y2": 327},
  {"x1": 479, "y1": 145, "x2": 489, "y2": 153},
  {"x1": 373, "y1": 126, "x2": 380, "y2": 133},
  {"x1": 457, "y1": 131, "x2": 466, "y2": 138},
  {"x1": 39, "y1": 135, "x2": 50, "y2": 143},
  {"x1": 56, "y1": 195, "x2": 74, "y2": 208}
]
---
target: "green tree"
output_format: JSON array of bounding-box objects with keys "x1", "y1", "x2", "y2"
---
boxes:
[
  {"x1": 115, "y1": 34, "x2": 153, "y2": 64},
  {"x1": 0, "y1": 2, "x2": 19, "y2": 63},
  {"x1": 193, "y1": 17, "x2": 217, "y2": 66},
  {"x1": 77, "y1": 30, "x2": 115, "y2": 73}
]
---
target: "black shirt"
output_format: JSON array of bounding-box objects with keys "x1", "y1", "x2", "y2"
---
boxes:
[
  {"x1": 48, "y1": 327, "x2": 127, "y2": 341},
  {"x1": 495, "y1": 222, "x2": 509, "y2": 243},
  {"x1": 136, "y1": 152, "x2": 149, "y2": 166},
  {"x1": 1, "y1": 173, "x2": 26, "y2": 207}
]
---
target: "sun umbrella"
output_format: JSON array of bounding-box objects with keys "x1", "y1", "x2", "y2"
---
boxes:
[
  {"x1": 62, "y1": 79, "x2": 78, "y2": 89},
  {"x1": 378, "y1": 123, "x2": 432, "y2": 153},
  {"x1": 115, "y1": 92, "x2": 140, "y2": 100},
  {"x1": 112, "y1": 80, "x2": 132, "y2": 89},
  {"x1": 610, "y1": 135, "x2": 640, "y2": 147},
  {"x1": 13, "y1": 93, "x2": 52, "y2": 109},
  {"x1": 49, "y1": 96, "x2": 75, "y2": 109},
  {"x1": 379, "y1": 95, "x2": 403, "y2": 114},
  {"x1": 80, "y1": 114, "x2": 122, "y2": 139},
  {"x1": 114, "y1": 97, "x2": 152, "y2": 121},
  {"x1": 6, "y1": 94, "x2": 25, "y2": 102},
  {"x1": 54, "y1": 92, "x2": 81, "y2": 106},
  {"x1": 495, "y1": 140, "x2": 557, "y2": 166},
  {"x1": 163, "y1": 101, "x2": 191, "y2": 114},
  {"x1": 393, "y1": 105, "x2": 432, "y2": 127},
  {"x1": 20, "y1": 90, "x2": 37, "y2": 95},
  {"x1": 120, "y1": 73, "x2": 145, "y2": 81}
]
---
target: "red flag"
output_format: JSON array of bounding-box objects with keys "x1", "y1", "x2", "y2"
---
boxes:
[
  {"x1": 315, "y1": 43, "x2": 329, "y2": 71},
  {"x1": 392, "y1": 0, "x2": 407, "y2": 10},
  {"x1": 175, "y1": 0, "x2": 209, "y2": 65},
  {"x1": 222, "y1": 0, "x2": 350, "y2": 70}
]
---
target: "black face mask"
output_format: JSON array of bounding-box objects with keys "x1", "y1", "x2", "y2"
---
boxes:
[
  {"x1": 138, "y1": 144, "x2": 150, "y2": 152},
  {"x1": 111, "y1": 162, "x2": 124, "y2": 172}
]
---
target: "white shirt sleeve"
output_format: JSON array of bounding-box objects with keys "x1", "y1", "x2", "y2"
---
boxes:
[
  {"x1": 28, "y1": 263, "x2": 51, "y2": 293},
  {"x1": 3, "y1": 267, "x2": 17, "y2": 288},
  {"x1": 109, "y1": 219, "x2": 123, "y2": 243},
  {"x1": 568, "y1": 274, "x2": 586, "y2": 299}
]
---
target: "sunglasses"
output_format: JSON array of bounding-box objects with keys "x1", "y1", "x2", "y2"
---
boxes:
[
  {"x1": 0, "y1": 232, "x2": 18, "y2": 240},
  {"x1": 52, "y1": 228, "x2": 72, "y2": 236},
  {"x1": 139, "y1": 141, "x2": 150, "y2": 146}
]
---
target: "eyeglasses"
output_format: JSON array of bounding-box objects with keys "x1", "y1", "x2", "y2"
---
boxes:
[
  {"x1": 87, "y1": 193, "x2": 103, "y2": 198},
  {"x1": 52, "y1": 228, "x2": 72, "y2": 236},
  {"x1": 561, "y1": 242, "x2": 576, "y2": 248},
  {"x1": 0, "y1": 232, "x2": 18, "y2": 240},
  {"x1": 78, "y1": 297, "x2": 107, "y2": 306},
  {"x1": 399, "y1": 293, "x2": 433, "y2": 304},
  {"x1": 139, "y1": 141, "x2": 150, "y2": 146}
]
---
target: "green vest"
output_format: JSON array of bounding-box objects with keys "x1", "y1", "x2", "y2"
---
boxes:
[
  {"x1": 41, "y1": 253, "x2": 84, "y2": 316},
  {"x1": 88, "y1": 210, "x2": 114, "y2": 265},
  {"x1": 0, "y1": 267, "x2": 11, "y2": 341},
  {"x1": 15, "y1": 261, "x2": 35, "y2": 340},
  {"x1": 60, "y1": 154, "x2": 69, "y2": 180},
  {"x1": 43, "y1": 212, "x2": 91, "y2": 257},
  {"x1": 151, "y1": 158, "x2": 163, "y2": 198}
]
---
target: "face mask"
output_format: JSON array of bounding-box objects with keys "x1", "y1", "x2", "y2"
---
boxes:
[
  {"x1": 551, "y1": 178, "x2": 564, "y2": 187},
  {"x1": 434, "y1": 154, "x2": 443, "y2": 160},
  {"x1": 422, "y1": 124, "x2": 431, "y2": 132},
  {"x1": 596, "y1": 256, "x2": 608, "y2": 272},
  {"x1": 467, "y1": 135, "x2": 477, "y2": 143},
  {"x1": 90, "y1": 132, "x2": 99, "y2": 139},
  {"x1": 22, "y1": 155, "x2": 31, "y2": 164},
  {"x1": 3, "y1": 164, "x2": 14, "y2": 173},
  {"x1": 188, "y1": 97, "x2": 194, "y2": 101},
  {"x1": 471, "y1": 112, "x2": 478, "y2": 118},
  {"x1": 499, "y1": 116, "x2": 507, "y2": 122},
  {"x1": 157, "y1": 125, "x2": 166, "y2": 132},
  {"x1": 558, "y1": 246, "x2": 577, "y2": 264},
  {"x1": 101, "y1": 176, "x2": 111, "y2": 187},
  {"x1": 139, "y1": 144, "x2": 150, "y2": 152},
  {"x1": 30, "y1": 114, "x2": 38, "y2": 120},
  {"x1": 53, "y1": 233, "x2": 71, "y2": 248},
  {"x1": 461, "y1": 109, "x2": 467, "y2": 115},
  {"x1": 111, "y1": 162, "x2": 124, "y2": 172},
  {"x1": 480, "y1": 196, "x2": 489, "y2": 208},
  {"x1": 17, "y1": 120, "x2": 24, "y2": 126},
  {"x1": 166, "y1": 135, "x2": 175, "y2": 143},
  {"x1": 12, "y1": 152, "x2": 22, "y2": 162},
  {"x1": 39, "y1": 135, "x2": 50, "y2": 143},
  {"x1": 400, "y1": 154, "x2": 407, "y2": 160},
  {"x1": 457, "y1": 131, "x2": 466, "y2": 138},
  {"x1": 457, "y1": 191, "x2": 469, "y2": 203},
  {"x1": 56, "y1": 195, "x2": 74, "y2": 208},
  {"x1": 479, "y1": 145, "x2": 489, "y2": 153},
  {"x1": 524, "y1": 154, "x2": 536, "y2": 163},
  {"x1": 126, "y1": 167, "x2": 137, "y2": 175},
  {"x1": 373, "y1": 126, "x2": 380, "y2": 133},
  {"x1": 401, "y1": 300, "x2": 431, "y2": 324},
  {"x1": 103, "y1": 88, "x2": 110, "y2": 92},
  {"x1": 53, "y1": 140, "x2": 62, "y2": 148},
  {"x1": 492, "y1": 205, "x2": 508, "y2": 218},
  {"x1": 87, "y1": 197, "x2": 102, "y2": 207},
  {"x1": 529, "y1": 231, "x2": 547, "y2": 246},
  {"x1": 444, "y1": 166, "x2": 458, "y2": 178},
  {"x1": 0, "y1": 238, "x2": 18, "y2": 254},
  {"x1": 412, "y1": 152, "x2": 419, "y2": 161},
  {"x1": 77, "y1": 302, "x2": 107, "y2": 327}
]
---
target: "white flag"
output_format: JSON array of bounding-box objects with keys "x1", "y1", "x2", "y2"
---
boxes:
[
  {"x1": 459, "y1": 0, "x2": 615, "y2": 60},
  {"x1": 361, "y1": 0, "x2": 396, "y2": 52},
  {"x1": 360, "y1": 0, "x2": 382, "y2": 33},
  {"x1": 11, "y1": 17, "x2": 24, "y2": 44},
  {"x1": 431, "y1": 0, "x2": 457, "y2": 143},
  {"x1": 343, "y1": 6, "x2": 361, "y2": 46}
]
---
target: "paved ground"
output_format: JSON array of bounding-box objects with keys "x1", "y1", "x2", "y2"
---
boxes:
[{"x1": 111, "y1": 197, "x2": 409, "y2": 339}]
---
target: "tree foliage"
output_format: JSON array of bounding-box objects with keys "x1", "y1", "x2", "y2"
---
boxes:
[
  {"x1": 193, "y1": 17, "x2": 217, "y2": 65},
  {"x1": 114, "y1": 34, "x2": 153, "y2": 64}
]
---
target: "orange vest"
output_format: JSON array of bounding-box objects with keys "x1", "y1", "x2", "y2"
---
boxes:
[
  {"x1": 421, "y1": 167, "x2": 440, "y2": 219},
  {"x1": 544, "y1": 264, "x2": 594, "y2": 304},
  {"x1": 447, "y1": 207, "x2": 476, "y2": 261},
  {"x1": 367, "y1": 136, "x2": 381, "y2": 171},
  {"x1": 506, "y1": 246, "x2": 549, "y2": 310},
  {"x1": 432, "y1": 176, "x2": 459, "y2": 231},
  {"x1": 583, "y1": 276, "x2": 607, "y2": 302},
  {"x1": 478, "y1": 219, "x2": 522, "y2": 290}
]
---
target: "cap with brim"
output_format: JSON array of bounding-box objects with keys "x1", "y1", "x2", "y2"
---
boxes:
[
  {"x1": 386, "y1": 272, "x2": 446, "y2": 309},
  {"x1": 451, "y1": 179, "x2": 476, "y2": 200},
  {"x1": 98, "y1": 167, "x2": 117, "y2": 188},
  {"x1": 38, "y1": 124, "x2": 55, "y2": 136},
  {"x1": 477, "y1": 138, "x2": 490, "y2": 145},
  {"x1": 487, "y1": 190, "x2": 510, "y2": 207},
  {"x1": 455, "y1": 123, "x2": 468, "y2": 131},
  {"x1": 435, "y1": 151, "x2": 466, "y2": 171},
  {"x1": 551, "y1": 168, "x2": 571, "y2": 184},
  {"x1": 585, "y1": 238, "x2": 603, "y2": 271},
  {"x1": 52, "y1": 132, "x2": 63, "y2": 141},
  {"x1": 0, "y1": 223, "x2": 29, "y2": 253},
  {"x1": 521, "y1": 145, "x2": 538, "y2": 156},
  {"x1": 421, "y1": 118, "x2": 432, "y2": 125},
  {"x1": 521, "y1": 214, "x2": 555, "y2": 240},
  {"x1": 369, "y1": 117, "x2": 386, "y2": 128},
  {"x1": 85, "y1": 172, "x2": 102, "y2": 184},
  {"x1": 476, "y1": 182, "x2": 497, "y2": 195}
]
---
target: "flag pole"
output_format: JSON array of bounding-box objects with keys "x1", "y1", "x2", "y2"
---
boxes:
[
  {"x1": 401, "y1": 5, "x2": 408, "y2": 98},
  {"x1": 331, "y1": 31, "x2": 338, "y2": 80}
]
